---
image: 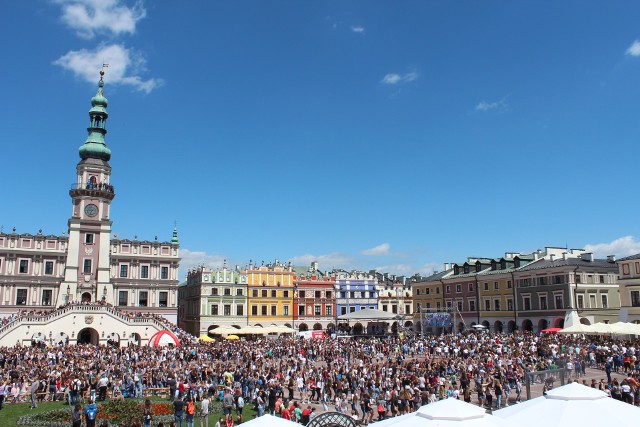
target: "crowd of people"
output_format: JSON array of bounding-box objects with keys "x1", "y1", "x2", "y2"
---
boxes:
[{"x1": 1, "y1": 321, "x2": 640, "y2": 427}]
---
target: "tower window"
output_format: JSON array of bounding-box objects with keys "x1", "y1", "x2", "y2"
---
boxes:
[
  {"x1": 85, "y1": 234, "x2": 94, "y2": 244},
  {"x1": 19, "y1": 260, "x2": 29, "y2": 274},
  {"x1": 83, "y1": 259, "x2": 92, "y2": 274},
  {"x1": 141, "y1": 265, "x2": 149, "y2": 279},
  {"x1": 161, "y1": 266, "x2": 169, "y2": 280},
  {"x1": 119, "y1": 264, "x2": 128, "y2": 278},
  {"x1": 44, "y1": 261, "x2": 54, "y2": 275}
]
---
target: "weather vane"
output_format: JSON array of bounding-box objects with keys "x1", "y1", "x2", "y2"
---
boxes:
[{"x1": 99, "y1": 63, "x2": 109, "y2": 83}]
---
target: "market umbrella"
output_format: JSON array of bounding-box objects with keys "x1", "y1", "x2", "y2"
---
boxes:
[
  {"x1": 209, "y1": 325, "x2": 238, "y2": 335},
  {"x1": 541, "y1": 327, "x2": 563, "y2": 333},
  {"x1": 198, "y1": 334, "x2": 215, "y2": 342},
  {"x1": 373, "y1": 397, "x2": 517, "y2": 427},
  {"x1": 558, "y1": 323, "x2": 592, "y2": 334},
  {"x1": 494, "y1": 382, "x2": 640, "y2": 427},
  {"x1": 225, "y1": 335, "x2": 240, "y2": 340}
]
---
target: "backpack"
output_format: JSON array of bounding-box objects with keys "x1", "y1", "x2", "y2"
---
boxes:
[
  {"x1": 86, "y1": 407, "x2": 97, "y2": 421},
  {"x1": 72, "y1": 380, "x2": 81, "y2": 392},
  {"x1": 238, "y1": 396, "x2": 244, "y2": 408},
  {"x1": 187, "y1": 401, "x2": 195, "y2": 415}
]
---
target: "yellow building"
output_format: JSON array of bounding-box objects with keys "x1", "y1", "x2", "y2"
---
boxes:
[
  {"x1": 412, "y1": 269, "x2": 450, "y2": 334},
  {"x1": 247, "y1": 260, "x2": 295, "y2": 326}
]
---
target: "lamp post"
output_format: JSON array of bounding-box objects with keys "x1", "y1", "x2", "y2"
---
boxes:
[{"x1": 66, "y1": 284, "x2": 71, "y2": 304}]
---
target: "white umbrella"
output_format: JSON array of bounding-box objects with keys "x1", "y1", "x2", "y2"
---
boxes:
[
  {"x1": 494, "y1": 382, "x2": 640, "y2": 427},
  {"x1": 557, "y1": 323, "x2": 592, "y2": 334},
  {"x1": 609, "y1": 322, "x2": 640, "y2": 336},
  {"x1": 373, "y1": 397, "x2": 518, "y2": 427},
  {"x1": 240, "y1": 415, "x2": 297, "y2": 427}
]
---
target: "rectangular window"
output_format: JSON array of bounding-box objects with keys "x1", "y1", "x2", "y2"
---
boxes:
[
  {"x1": 236, "y1": 288, "x2": 243, "y2": 296},
  {"x1": 271, "y1": 305, "x2": 277, "y2": 316},
  {"x1": 446, "y1": 285, "x2": 451, "y2": 293},
  {"x1": 299, "y1": 290, "x2": 306, "y2": 298},
  {"x1": 118, "y1": 291, "x2": 128, "y2": 306},
  {"x1": 631, "y1": 291, "x2": 640, "y2": 307},
  {"x1": 298, "y1": 305, "x2": 305, "y2": 316},
  {"x1": 119, "y1": 264, "x2": 128, "y2": 278},
  {"x1": 507, "y1": 280, "x2": 512, "y2": 289},
  {"x1": 507, "y1": 299, "x2": 513, "y2": 311},
  {"x1": 141, "y1": 265, "x2": 149, "y2": 278},
  {"x1": 83, "y1": 259, "x2": 92, "y2": 274},
  {"x1": 159, "y1": 291, "x2": 168, "y2": 307},
  {"x1": 523, "y1": 297, "x2": 531, "y2": 311},
  {"x1": 271, "y1": 290, "x2": 276, "y2": 298},
  {"x1": 139, "y1": 291, "x2": 148, "y2": 307},
  {"x1": 623, "y1": 264, "x2": 631, "y2": 275},
  {"x1": 601, "y1": 294, "x2": 608, "y2": 309},
  {"x1": 212, "y1": 288, "x2": 219, "y2": 296},
  {"x1": 45, "y1": 261, "x2": 54, "y2": 275},
  {"x1": 42, "y1": 290, "x2": 53, "y2": 306},
  {"x1": 494, "y1": 299, "x2": 501, "y2": 311},
  {"x1": 19, "y1": 260, "x2": 29, "y2": 274},
  {"x1": 237, "y1": 305, "x2": 244, "y2": 316},
  {"x1": 85, "y1": 233, "x2": 94, "y2": 244},
  {"x1": 224, "y1": 305, "x2": 231, "y2": 316},
  {"x1": 340, "y1": 307, "x2": 347, "y2": 315},
  {"x1": 405, "y1": 304, "x2": 410, "y2": 314},
  {"x1": 252, "y1": 289, "x2": 258, "y2": 297},
  {"x1": 469, "y1": 300, "x2": 476, "y2": 311},
  {"x1": 494, "y1": 282, "x2": 499, "y2": 290},
  {"x1": 16, "y1": 289, "x2": 27, "y2": 305},
  {"x1": 425, "y1": 288, "x2": 430, "y2": 295},
  {"x1": 436, "y1": 302, "x2": 441, "y2": 310},
  {"x1": 392, "y1": 305, "x2": 398, "y2": 314},
  {"x1": 576, "y1": 274, "x2": 582, "y2": 283},
  {"x1": 261, "y1": 290, "x2": 267, "y2": 298},
  {"x1": 349, "y1": 306, "x2": 356, "y2": 313},
  {"x1": 382, "y1": 305, "x2": 388, "y2": 312},
  {"x1": 161, "y1": 267, "x2": 169, "y2": 280},
  {"x1": 577, "y1": 294, "x2": 584, "y2": 309},
  {"x1": 212, "y1": 305, "x2": 219, "y2": 315},
  {"x1": 555, "y1": 295, "x2": 563, "y2": 310},
  {"x1": 283, "y1": 305, "x2": 289, "y2": 316},
  {"x1": 599, "y1": 275, "x2": 605, "y2": 284},
  {"x1": 315, "y1": 291, "x2": 321, "y2": 298},
  {"x1": 251, "y1": 305, "x2": 258, "y2": 316},
  {"x1": 224, "y1": 288, "x2": 231, "y2": 296},
  {"x1": 468, "y1": 283, "x2": 474, "y2": 292},
  {"x1": 261, "y1": 305, "x2": 268, "y2": 316},
  {"x1": 283, "y1": 290, "x2": 289, "y2": 298},
  {"x1": 484, "y1": 283, "x2": 489, "y2": 291},
  {"x1": 456, "y1": 284, "x2": 461, "y2": 293},
  {"x1": 485, "y1": 300, "x2": 491, "y2": 311},
  {"x1": 326, "y1": 305, "x2": 332, "y2": 316},
  {"x1": 540, "y1": 296, "x2": 547, "y2": 310},
  {"x1": 589, "y1": 294, "x2": 596, "y2": 308},
  {"x1": 326, "y1": 291, "x2": 332, "y2": 299},
  {"x1": 457, "y1": 301, "x2": 463, "y2": 312}
]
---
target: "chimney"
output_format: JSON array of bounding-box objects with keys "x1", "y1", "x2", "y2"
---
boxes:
[
  {"x1": 550, "y1": 254, "x2": 555, "y2": 261},
  {"x1": 607, "y1": 255, "x2": 616, "y2": 263},
  {"x1": 581, "y1": 253, "x2": 594, "y2": 262},
  {"x1": 444, "y1": 263, "x2": 450, "y2": 270},
  {"x1": 562, "y1": 252, "x2": 568, "y2": 260}
]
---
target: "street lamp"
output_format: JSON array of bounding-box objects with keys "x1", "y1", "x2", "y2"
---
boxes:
[{"x1": 66, "y1": 284, "x2": 71, "y2": 304}]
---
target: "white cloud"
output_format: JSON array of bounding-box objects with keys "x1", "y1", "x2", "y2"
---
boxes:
[
  {"x1": 584, "y1": 236, "x2": 640, "y2": 258},
  {"x1": 288, "y1": 253, "x2": 352, "y2": 270},
  {"x1": 179, "y1": 248, "x2": 227, "y2": 280},
  {"x1": 54, "y1": 44, "x2": 163, "y2": 93},
  {"x1": 475, "y1": 95, "x2": 510, "y2": 113},
  {"x1": 381, "y1": 71, "x2": 419, "y2": 85},
  {"x1": 361, "y1": 243, "x2": 390, "y2": 256},
  {"x1": 351, "y1": 26, "x2": 365, "y2": 34},
  {"x1": 626, "y1": 40, "x2": 640, "y2": 56},
  {"x1": 55, "y1": 0, "x2": 146, "y2": 39}
]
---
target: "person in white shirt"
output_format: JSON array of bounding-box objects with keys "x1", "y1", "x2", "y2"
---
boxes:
[{"x1": 200, "y1": 396, "x2": 210, "y2": 427}]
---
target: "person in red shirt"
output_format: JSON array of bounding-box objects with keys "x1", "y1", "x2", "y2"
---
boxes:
[{"x1": 281, "y1": 402, "x2": 292, "y2": 421}]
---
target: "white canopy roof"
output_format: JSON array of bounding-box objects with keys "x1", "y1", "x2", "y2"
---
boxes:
[
  {"x1": 373, "y1": 397, "x2": 518, "y2": 427},
  {"x1": 338, "y1": 308, "x2": 399, "y2": 320},
  {"x1": 494, "y1": 382, "x2": 640, "y2": 427},
  {"x1": 241, "y1": 415, "x2": 298, "y2": 427}
]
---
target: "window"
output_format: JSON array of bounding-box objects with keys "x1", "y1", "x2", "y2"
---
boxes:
[
  {"x1": 283, "y1": 290, "x2": 289, "y2": 298},
  {"x1": 416, "y1": 289, "x2": 421, "y2": 296},
  {"x1": 446, "y1": 285, "x2": 451, "y2": 293},
  {"x1": 484, "y1": 283, "x2": 489, "y2": 291},
  {"x1": 271, "y1": 290, "x2": 276, "y2": 298},
  {"x1": 299, "y1": 291, "x2": 306, "y2": 298},
  {"x1": 19, "y1": 260, "x2": 29, "y2": 274},
  {"x1": 589, "y1": 294, "x2": 596, "y2": 308},
  {"x1": 141, "y1": 265, "x2": 149, "y2": 278},
  {"x1": 577, "y1": 294, "x2": 584, "y2": 309},
  {"x1": 555, "y1": 295, "x2": 563, "y2": 310},
  {"x1": 494, "y1": 282, "x2": 499, "y2": 290},
  {"x1": 425, "y1": 288, "x2": 430, "y2": 295},
  {"x1": 224, "y1": 305, "x2": 231, "y2": 316},
  {"x1": 540, "y1": 296, "x2": 547, "y2": 310},
  {"x1": 252, "y1": 290, "x2": 258, "y2": 297},
  {"x1": 315, "y1": 291, "x2": 321, "y2": 298},
  {"x1": 436, "y1": 287, "x2": 440, "y2": 294},
  {"x1": 271, "y1": 305, "x2": 277, "y2": 316},
  {"x1": 261, "y1": 290, "x2": 267, "y2": 298},
  {"x1": 315, "y1": 305, "x2": 321, "y2": 316},
  {"x1": 44, "y1": 261, "x2": 54, "y2": 275},
  {"x1": 139, "y1": 291, "x2": 148, "y2": 307},
  {"x1": 632, "y1": 291, "x2": 640, "y2": 307},
  {"x1": 119, "y1": 264, "x2": 128, "y2": 278},
  {"x1": 326, "y1": 291, "x2": 332, "y2": 299},
  {"x1": 426, "y1": 302, "x2": 431, "y2": 311},
  {"x1": 298, "y1": 305, "x2": 305, "y2": 316},
  {"x1": 159, "y1": 291, "x2": 168, "y2": 307},
  {"x1": 261, "y1": 305, "x2": 267, "y2": 315},
  {"x1": 494, "y1": 299, "x2": 501, "y2": 311},
  {"x1": 283, "y1": 305, "x2": 289, "y2": 316},
  {"x1": 469, "y1": 300, "x2": 476, "y2": 311},
  {"x1": 636, "y1": 262, "x2": 640, "y2": 274},
  {"x1": 161, "y1": 267, "x2": 169, "y2": 280},
  {"x1": 485, "y1": 300, "x2": 491, "y2": 311},
  {"x1": 507, "y1": 280, "x2": 512, "y2": 289},
  {"x1": 382, "y1": 305, "x2": 388, "y2": 312},
  {"x1": 212, "y1": 288, "x2": 219, "y2": 296},
  {"x1": 456, "y1": 284, "x2": 462, "y2": 293},
  {"x1": 599, "y1": 275, "x2": 605, "y2": 284},
  {"x1": 405, "y1": 304, "x2": 410, "y2": 314},
  {"x1": 457, "y1": 301, "x2": 463, "y2": 312},
  {"x1": 236, "y1": 289, "x2": 243, "y2": 296},
  {"x1": 42, "y1": 290, "x2": 53, "y2": 306},
  {"x1": 539, "y1": 277, "x2": 547, "y2": 286},
  {"x1": 85, "y1": 233, "x2": 94, "y2": 244},
  {"x1": 83, "y1": 259, "x2": 92, "y2": 274},
  {"x1": 392, "y1": 305, "x2": 398, "y2": 314},
  {"x1": 251, "y1": 305, "x2": 258, "y2": 316},
  {"x1": 349, "y1": 306, "x2": 356, "y2": 313},
  {"x1": 211, "y1": 305, "x2": 219, "y2": 315},
  {"x1": 468, "y1": 284, "x2": 474, "y2": 292},
  {"x1": 118, "y1": 291, "x2": 128, "y2": 306},
  {"x1": 341, "y1": 306, "x2": 347, "y2": 315},
  {"x1": 507, "y1": 299, "x2": 513, "y2": 311},
  {"x1": 575, "y1": 274, "x2": 582, "y2": 283},
  {"x1": 237, "y1": 305, "x2": 244, "y2": 316},
  {"x1": 326, "y1": 305, "x2": 332, "y2": 316},
  {"x1": 523, "y1": 297, "x2": 531, "y2": 311},
  {"x1": 224, "y1": 288, "x2": 231, "y2": 296},
  {"x1": 446, "y1": 301, "x2": 452, "y2": 310},
  {"x1": 436, "y1": 302, "x2": 441, "y2": 310},
  {"x1": 601, "y1": 294, "x2": 608, "y2": 309}
]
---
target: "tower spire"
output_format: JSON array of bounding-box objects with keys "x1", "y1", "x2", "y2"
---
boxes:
[
  {"x1": 79, "y1": 69, "x2": 112, "y2": 161},
  {"x1": 171, "y1": 223, "x2": 179, "y2": 245}
]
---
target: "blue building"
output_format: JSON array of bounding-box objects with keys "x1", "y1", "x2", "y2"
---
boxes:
[{"x1": 334, "y1": 270, "x2": 379, "y2": 334}]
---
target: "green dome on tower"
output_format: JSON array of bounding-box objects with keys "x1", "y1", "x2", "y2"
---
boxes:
[{"x1": 79, "y1": 71, "x2": 111, "y2": 161}]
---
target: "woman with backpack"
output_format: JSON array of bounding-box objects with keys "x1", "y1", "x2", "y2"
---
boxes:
[
  {"x1": 185, "y1": 396, "x2": 196, "y2": 427},
  {"x1": 84, "y1": 398, "x2": 98, "y2": 427}
]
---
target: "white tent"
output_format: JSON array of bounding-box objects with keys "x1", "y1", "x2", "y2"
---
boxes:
[
  {"x1": 609, "y1": 322, "x2": 640, "y2": 335},
  {"x1": 373, "y1": 397, "x2": 518, "y2": 427},
  {"x1": 563, "y1": 310, "x2": 582, "y2": 328},
  {"x1": 557, "y1": 323, "x2": 593, "y2": 334},
  {"x1": 338, "y1": 308, "x2": 399, "y2": 320},
  {"x1": 494, "y1": 382, "x2": 640, "y2": 427},
  {"x1": 240, "y1": 415, "x2": 297, "y2": 427}
]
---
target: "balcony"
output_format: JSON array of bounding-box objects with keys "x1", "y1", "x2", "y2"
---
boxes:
[{"x1": 70, "y1": 182, "x2": 115, "y2": 200}]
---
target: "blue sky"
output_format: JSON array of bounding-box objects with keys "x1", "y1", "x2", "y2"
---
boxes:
[{"x1": 2, "y1": 1, "x2": 640, "y2": 279}]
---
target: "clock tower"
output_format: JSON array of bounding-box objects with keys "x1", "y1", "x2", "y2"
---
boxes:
[{"x1": 59, "y1": 70, "x2": 115, "y2": 305}]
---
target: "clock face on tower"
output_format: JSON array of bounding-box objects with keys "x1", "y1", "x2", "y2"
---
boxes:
[{"x1": 84, "y1": 204, "x2": 99, "y2": 217}]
